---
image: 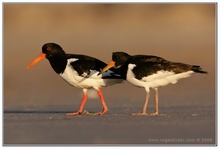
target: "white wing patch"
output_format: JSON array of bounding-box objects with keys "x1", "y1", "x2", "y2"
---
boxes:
[
  {"x1": 126, "y1": 63, "x2": 194, "y2": 89},
  {"x1": 59, "y1": 58, "x2": 122, "y2": 88},
  {"x1": 68, "y1": 58, "x2": 79, "y2": 63},
  {"x1": 142, "y1": 70, "x2": 194, "y2": 88}
]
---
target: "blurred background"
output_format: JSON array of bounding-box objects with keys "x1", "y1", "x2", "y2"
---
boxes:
[{"x1": 3, "y1": 4, "x2": 216, "y2": 112}]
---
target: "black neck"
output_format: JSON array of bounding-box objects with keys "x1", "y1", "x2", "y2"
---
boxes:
[
  {"x1": 48, "y1": 55, "x2": 67, "y2": 74},
  {"x1": 118, "y1": 61, "x2": 130, "y2": 80}
]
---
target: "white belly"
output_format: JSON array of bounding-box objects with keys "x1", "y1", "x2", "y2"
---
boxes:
[
  {"x1": 59, "y1": 58, "x2": 122, "y2": 89},
  {"x1": 59, "y1": 66, "x2": 105, "y2": 89},
  {"x1": 126, "y1": 64, "x2": 194, "y2": 89}
]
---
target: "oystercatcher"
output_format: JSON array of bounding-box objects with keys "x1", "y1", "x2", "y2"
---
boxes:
[
  {"x1": 27, "y1": 43, "x2": 123, "y2": 115},
  {"x1": 101, "y1": 52, "x2": 207, "y2": 116}
]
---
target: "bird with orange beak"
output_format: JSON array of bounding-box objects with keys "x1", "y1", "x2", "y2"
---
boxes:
[
  {"x1": 27, "y1": 43, "x2": 123, "y2": 115},
  {"x1": 102, "y1": 52, "x2": 207, "y2": 116}
]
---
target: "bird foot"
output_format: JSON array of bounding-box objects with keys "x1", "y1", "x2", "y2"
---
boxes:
[
  {"x1": 131, "y1": 112, "x2": 148, "y2": 116},
  {"x1": 66, "y1": 109, "x2": 107, "y2": 116},
  {"x1": 93, "y1": 109, "x2": 108, "y2": 115},
  {"x1": 131, "y1": 112, "x2": 159, "y2": 116},
  {"x1": 150, "y1": 112, "x2": 159, "y2": 116},
  {"x1": 65, "y1": 111, "x2": 82, "y2": 116}
]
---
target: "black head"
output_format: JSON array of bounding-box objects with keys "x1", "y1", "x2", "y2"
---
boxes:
[
  {"x1": 101, "y1": 52, "x2": 131, "y2": 74},
  {"x1": 42, "y1": 43, "x2": 66, "y2": 60},
  {"x1": 27, "y1": 42, "x2": 67, "y2": 74},
  {"x1": 112, "y1": 52, "x2": 131, "y2": 68}
]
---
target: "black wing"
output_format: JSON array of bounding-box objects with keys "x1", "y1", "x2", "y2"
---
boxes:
[
  {"x1": 130, "y1": 55, "x2": 169, "y2": 64},
  {"x1": 66, "y1": 54, "x2": 106, "y2": 76},
  {"x1": 132, "y1": 61, "x2": 193, "y2": 80}
]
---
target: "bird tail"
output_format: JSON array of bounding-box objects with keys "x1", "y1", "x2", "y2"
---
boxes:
[{"x1": 191, "y1": 65, "x2": 208, "y2": 74}]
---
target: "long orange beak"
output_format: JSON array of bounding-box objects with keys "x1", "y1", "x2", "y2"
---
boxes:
[
  {"x1": 27, "y1": 53, "x2": 46, "y2": 69},
  {"x1": 101, "y1": 60, "x2": 115, "y2": 74}
]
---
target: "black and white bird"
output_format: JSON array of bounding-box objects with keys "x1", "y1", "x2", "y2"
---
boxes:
[
  {"x1": 101, "y1": 52, "x2": 207, "y2": 116},
  {"x1": 27, "y1": 43, "x2": 123, "y2": 115}
]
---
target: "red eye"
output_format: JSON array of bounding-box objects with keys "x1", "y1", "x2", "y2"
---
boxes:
[{"x1": 47, "y1": 47, "x2": 51, "y2": 51}]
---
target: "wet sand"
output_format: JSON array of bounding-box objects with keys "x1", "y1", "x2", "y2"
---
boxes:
[{"x1": 4, "y1": 106, "x2": 215, "y2": 145}]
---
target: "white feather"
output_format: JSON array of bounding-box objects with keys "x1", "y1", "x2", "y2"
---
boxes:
[
  {"x1": 68, "y1": 58, "x2": 79, "y2": 63},
  {"x1": 126, "y1": 64, "x2": 194, "y2": 89},
  {"x1": 59, "y1": 59, "x2": 123, "y2": 89}
]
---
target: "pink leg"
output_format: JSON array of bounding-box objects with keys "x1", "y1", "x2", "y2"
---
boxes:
[
  {"x1": 131, "y1": 89, "x2": 150, "y2": 116},
  {"x1": 142, "y1": 91, "x2": 150, "y2": 114},
  {"x1": 150, "y1": 88, "x2": 159, "y2": 116},
  {"x1": 66, "y1": 89, "x2": 88, "y2": 116},
  {"x1": 94, "y1": 89, "x2": 108, "y2": 115}
]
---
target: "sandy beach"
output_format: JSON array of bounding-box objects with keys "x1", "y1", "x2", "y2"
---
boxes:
[{"x1": 4, "y1": 105, "x2": 215, "y2": 145}]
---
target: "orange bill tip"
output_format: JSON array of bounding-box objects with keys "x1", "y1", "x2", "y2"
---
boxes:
[
  {"x1": 27, "y1": 53, "x2": 46, "y2": 69},
  {"x1": 101, "y1": 60, "x2": 115, "y2": 74}
]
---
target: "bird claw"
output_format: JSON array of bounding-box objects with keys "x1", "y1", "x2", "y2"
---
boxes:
[
  {"x1": 131, "y1": 112, "x2": 159, "y2": 116},
  {"x1": 93, "y1": 109, "x2": 108, "y2": 115},
  {"x1": 131, "y1": 112, "x2": 148, "y2": 116},
  {"x1": 65, "y1": 111, "x2": 82, "y2": 116},
  {"x1": 66, "y1": 109, "x2": 107, "y2": 116},
  {"x1": 150, "y1": 112, "x2": 159, "y2": 116}
]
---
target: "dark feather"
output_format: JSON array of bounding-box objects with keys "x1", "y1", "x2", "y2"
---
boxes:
[
  {"x1": 67, "y1": 54, "x2": 106, "y2": 76},
  {"x1": 67, "y1": 54, "x2": 122, "y2": 79},
  {"x1": 132, "y1": 61, "x2": 207, "y2": 80}
]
